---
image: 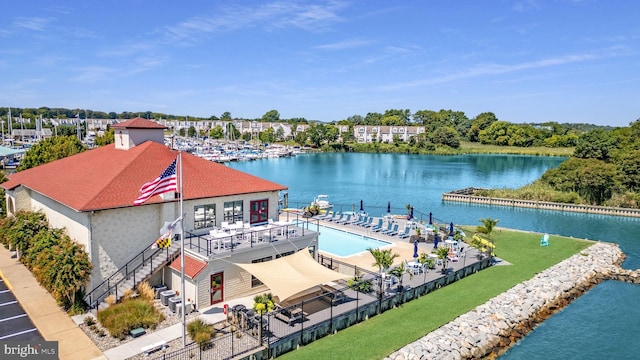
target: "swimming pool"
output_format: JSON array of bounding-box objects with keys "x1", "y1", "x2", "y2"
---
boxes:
[{"x1": 297, "y1": 221, "x2": 392, "y2": 257}]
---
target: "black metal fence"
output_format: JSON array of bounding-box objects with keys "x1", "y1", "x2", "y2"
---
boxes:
[{"x1": 152, "y1": 254, "x2": 491, "y2": 360}]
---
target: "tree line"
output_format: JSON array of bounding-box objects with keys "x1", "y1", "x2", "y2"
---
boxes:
[{"x1": 477, "y1": 119, "x2": 640, "y2": 208}]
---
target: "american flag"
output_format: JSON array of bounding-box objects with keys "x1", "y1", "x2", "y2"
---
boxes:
[{"x1": 134, "y1": 158, "x2": 178, "y2": 206}]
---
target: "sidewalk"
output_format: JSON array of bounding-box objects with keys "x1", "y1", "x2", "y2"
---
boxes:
[
  {"x1": 0, "y1": 246, "x2": 105, "y2": 360},
  {"x1": 100, "y1": 296, "x2": 255, "y2": 359}
]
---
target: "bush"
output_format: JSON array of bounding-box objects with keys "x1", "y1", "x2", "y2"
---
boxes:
[
  {"x1": 136, "y1": 281, "x2": 155, "y2": 301},
  {"x1": 187, "y1": 319, "x2": 214, "y2": 350},
  {"x1": 97, "y1": 298, "x2": 164, "y2": 339},
  {"x1": 253, "y1": 293, "x2": 275, "y2": 315}
]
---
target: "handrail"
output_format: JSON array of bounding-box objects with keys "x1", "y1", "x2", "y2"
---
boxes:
[{"x1": 84, "y1": 242, "x2": 179, "y2": 309}]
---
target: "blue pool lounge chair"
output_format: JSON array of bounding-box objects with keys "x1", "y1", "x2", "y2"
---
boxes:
[
  {"x1": 351, "y1": 214, "x2": 365, "y2": 225},
  {"x1": 397, "y1": 226, "x2": 411, "y2": 239},
  {"x1": 369, "y1": 218, "x2": 383, "y2": 230},
  {"x1": 359, "y1": 217, "x2": 373, "y2": 227},
  {"x1": 383, "y1": 224, "x2": 399, "y2": 236},
  {"x1": 317, "y1": 211, "x2": 334, "y2": 220},
  {"x1": 329, "y1": 213, "x2": 344, "y2": 222},
  {"x1": 337, "y1": 214, "x2": 352, "y2": 224},
  {"x1": 376, "y1": 222, "x2": 392, "y2": 233}
]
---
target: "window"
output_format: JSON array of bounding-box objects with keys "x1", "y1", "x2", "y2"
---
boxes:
[
  {"x1": 251, "y1": 256, "x2": 272, "y2": 287},
  {"x1": 223, "y1": 200, "x2": 243, "y2": 223},
  {"x1": 194, "y1": 204, "x2": 215, "y2": 230}
]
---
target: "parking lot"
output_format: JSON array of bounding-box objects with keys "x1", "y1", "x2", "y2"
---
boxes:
[{"x1": 0, "y1": 278, "x2": 44, "y2": 341}]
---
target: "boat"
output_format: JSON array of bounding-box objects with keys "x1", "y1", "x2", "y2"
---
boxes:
[{"x1": 311, "y1": 195, "x2": 333, "y2": 210}]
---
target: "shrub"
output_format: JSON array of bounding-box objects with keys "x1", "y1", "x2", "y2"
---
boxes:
[
  {"x1": 97, "y1": 298, "x2": 164, "y2": 339},
  {"x1": 83, "y1": 316, "x2": 96, "y2": 326},
  {"x1": 187, "y1": 319, "x2": 214, "y2": 350},
  {"x1": 136, "y1": 281, "x2": 155, "y2": 301},
  {"x1": 123, "y1": 288, "x2": 135, "y2": 301},
  {"x1": 253, "y1": 293, "x2": 275, "y2": 315}
]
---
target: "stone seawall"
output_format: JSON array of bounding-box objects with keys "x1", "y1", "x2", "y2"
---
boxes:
[
  {"x1": 385, "y1": 242, "x2": 633, "y2": 360},
  {"x1": 442, "y1": 190, "x2": 640, "y2": 218}
]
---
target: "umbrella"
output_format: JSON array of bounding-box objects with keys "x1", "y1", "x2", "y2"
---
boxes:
[
  {"x1": 413, "y1": 241, "x2": 419, "y2": 258},
  {"x1": 387, "y1": 201, "x2": 391, "y2": 213},
  {"x1": 429, "y1": 212, "x2": 432, "y2": 225},
  {"x1": 449, "y1": 222, "x2": 454, "y2": 236},
  {"x1": 410, "y1": 207, "x2": 414, "y2": 220},
  {"x1": 360, "y1": 199, "x2": 364, "y2": 212},
  {"x1": 433, "y1": 233, "x2": 439, "y2": 248}
]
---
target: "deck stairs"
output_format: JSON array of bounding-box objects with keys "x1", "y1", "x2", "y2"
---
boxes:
[{"x1": 85, "y1": 240, "x2": 181, "y2": 311}]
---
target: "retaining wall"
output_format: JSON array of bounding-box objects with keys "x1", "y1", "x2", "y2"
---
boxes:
[{"x1": 442, "y1": 191, "x2": 640, "y2": 218}]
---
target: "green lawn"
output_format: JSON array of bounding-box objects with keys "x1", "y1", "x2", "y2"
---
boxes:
[{"x1": 278, "y1": 228, "x2": 593, "y2": 360}]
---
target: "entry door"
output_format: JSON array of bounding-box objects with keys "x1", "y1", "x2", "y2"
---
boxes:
[
  {"x1": 210, "y1": 272, "x2": 223, "y2": 305},
  {"x1": 250, "y1": 199, "x2": 268, "y2": 225}
]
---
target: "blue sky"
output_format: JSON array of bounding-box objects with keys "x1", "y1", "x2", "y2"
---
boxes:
[{"x1": 1, "y1": 1, "x2": 638, "y2": 126}]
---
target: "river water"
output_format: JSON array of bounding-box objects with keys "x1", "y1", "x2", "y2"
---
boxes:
[{"x1": 228, "y1": 152, "x2": 640, "y2": 359}]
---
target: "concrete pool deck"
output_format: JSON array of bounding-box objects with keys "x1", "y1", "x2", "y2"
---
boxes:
[{"x1": 280, "y1": 212, "x2": 452, "y2": 272}]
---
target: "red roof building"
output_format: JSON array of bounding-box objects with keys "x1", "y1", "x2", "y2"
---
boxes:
[{"x1": 0, "y1": 118, "x2": 318, "y2": 310}]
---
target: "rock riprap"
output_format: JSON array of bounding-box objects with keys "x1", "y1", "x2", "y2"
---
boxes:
[{"x1": 385, "y1": 242, "x2": 631, "y2": 360}]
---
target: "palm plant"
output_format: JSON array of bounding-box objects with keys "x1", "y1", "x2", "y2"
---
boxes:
[
  {"x1": 388, "y1": 262, "x2": 413, "y2": 292},
  {"x1": 368, "y1": 248, "x2": 398, "y2": 274},
  {"x1": 436, "y1": 246, "x2": 450, "y2": 273},
  {"x1": 476, "y1": 217, "x2": 499, "y2": 241}
]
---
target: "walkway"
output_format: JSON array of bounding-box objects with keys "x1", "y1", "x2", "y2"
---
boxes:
[
  {"x1": 99, "y1": 296, "x2": 255, "y2": 359},
  {"x1": 0, "y1": 246, "x2": 105, "y2": 360}
]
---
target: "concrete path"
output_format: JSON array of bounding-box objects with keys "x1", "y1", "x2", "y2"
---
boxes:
[{"x1": 0, "y1": 246, "x2": 105, "y2": 360}]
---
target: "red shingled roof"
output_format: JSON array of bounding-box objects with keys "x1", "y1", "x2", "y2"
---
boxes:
[
  {"x1": 2, "y1": 141, "x2": 287, "y2": 211},
  {"x1": 111, "y1": 117, "x2": 167, "y2": 129},
  {"x1": 170, "y1": 254, "x2": 208, "y2": 279}
]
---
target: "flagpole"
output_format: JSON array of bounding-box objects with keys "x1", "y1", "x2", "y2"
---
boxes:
[{"x1": 179, "y1": 150, "x2": 186, "y2": 347}]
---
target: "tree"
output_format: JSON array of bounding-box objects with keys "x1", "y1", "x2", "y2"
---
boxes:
[
  {"x1": 574, "y1": 129, "x2": 615, "y2": 160},
  {"x1": 18, "y1": 136, "x2": 86, "y2": 171},
  {"x1": 306, "y1": 123, "x2": 330, "y2": 147},
  {"x1": 95, "y1": 128, "x2": 114, "y2": 146},
  {"x1": 294, "y1": 131, "x2": 307, "y2": 146},
  {"x1": 436, "y1": 246, "x2": 450, "y2": 273},
  {"x1": 476, "y1": 217, "x2": 499, "y2": 242},
  {"x1": 0, "y1": 171, "x2": 7, "y2": 218},
  {"x1": 209, "y1": 125, "x2": 224, "y2": 139},
  {"x1": 617, "y1": 150, "x2": 640, "y2": 192},
  {"x1": 368, "y1": 248, "x2": 398, "y2": 273},
  {"x1": 220, "y1": 112, "x2": 232, "y2": 121},
  {"x1": 261, "y1": 110, "x2": 280, "y2": 123},
  {"x1": 542, "y1": 158, "x2": 620, "y2": 205},
  {"x1": 468, "y1": 112, "x2": 498, "y2": 142},
  {"x1": 387, "y1": 261, "x2": 413, "y2": 292},
  {"x1": 430, "y1": 126, "x2": 461, "y2": 148}
]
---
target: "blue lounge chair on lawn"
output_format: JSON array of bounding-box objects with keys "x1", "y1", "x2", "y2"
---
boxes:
[
  {"x1": 368, "y1": 218, "x2": 383, "y2": 230},
  {"x1": 383, "y1": 224, "x2": 399, "y2": 236},
  {"x1": 397, "y1": 226, "x2": 411, "y2": 239}
]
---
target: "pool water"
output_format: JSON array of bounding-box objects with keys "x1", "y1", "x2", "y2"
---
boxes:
[{"x1": 299, "y1": 222, "x2": 392, "y2": 257}]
